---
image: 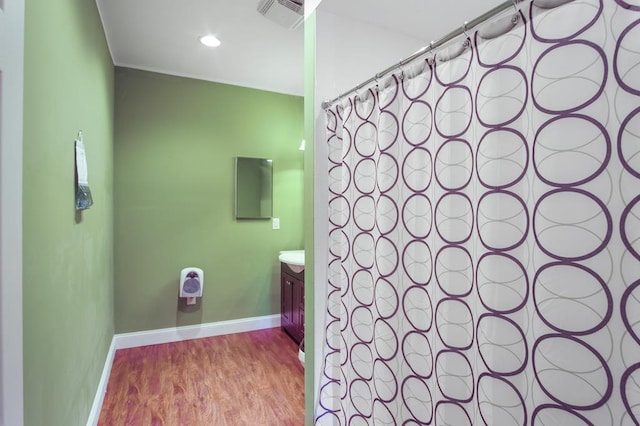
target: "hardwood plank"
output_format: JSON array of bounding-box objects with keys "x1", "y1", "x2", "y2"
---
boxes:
[{"x1": 98, "y1": 328, "x2": 304, "y2": 425}]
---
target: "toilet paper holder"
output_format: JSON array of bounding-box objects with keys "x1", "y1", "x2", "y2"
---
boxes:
[{"x1": 180, "y1": 267, "x2": 203, "y2": 305}]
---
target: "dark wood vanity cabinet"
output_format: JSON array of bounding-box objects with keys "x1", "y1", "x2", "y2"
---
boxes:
[{"x1": 281, "y1": 263, "x2": 304, "y2": 345}]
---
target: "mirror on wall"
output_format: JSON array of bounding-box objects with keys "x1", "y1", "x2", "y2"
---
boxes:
[{"x1": 235, "y1": 157, "x2": 273, "y2": 219}]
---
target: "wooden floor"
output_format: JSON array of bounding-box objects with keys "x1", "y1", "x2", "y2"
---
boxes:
[{"x1": 98, "y1": 328, "x2": 305, "y2": 425}]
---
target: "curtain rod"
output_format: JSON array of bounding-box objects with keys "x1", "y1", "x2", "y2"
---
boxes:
[{"x1": 321, "y1": 0, "x2": 520, "y2": 110}]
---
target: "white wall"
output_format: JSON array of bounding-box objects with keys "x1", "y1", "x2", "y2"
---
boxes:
[
  {"x1": 313, "y1": 8, "x2": 426, "y2": 409},
  {"x1": 0, "y1": 1, "x2": 24, "y2": 425}
]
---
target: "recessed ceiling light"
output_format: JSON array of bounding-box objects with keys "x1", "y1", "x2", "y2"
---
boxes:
[{"x1": 199, "y1": 35, "x2": 221, "y2": 48}]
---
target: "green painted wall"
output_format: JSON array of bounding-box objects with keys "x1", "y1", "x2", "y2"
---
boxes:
[
  {"x1": 23, "y1": 0, "x2": 115, "y2": 425},
  {"x1": 304, "y1": 12, "x2": 316, "y2": 426},
  {"x1": 114, "y1": 68, "x2": 304, "y2": 333}
]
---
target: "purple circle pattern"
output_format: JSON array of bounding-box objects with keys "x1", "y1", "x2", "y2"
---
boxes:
[
  {"x1": 530, "y1": 0, "x2": 603, "y2": 42},
  {"x1": 354, "y1": 122, "x2": 377, "y2": 157},
  {"x1": 618, "y1": 106, "x2": 640, "y2": 179},
  {"x1": 373, "y1": 359, "x2": 398, "y2": 402},
  {"x1": 349, "y1": 378, "x2": 373, "y2": 417},
  {"x1": 534, "y1": 188, "x2": 612, "y2": 261},
  {"x1": 435, "y1": 45, "x2": 472, "y2": 86},
  {"x1": 527, "y1": 5, "x2": 619, "y2": 423},
  {"x1": 402, "y1": 194, "x2": 432, "y2": 239},
  {"x1": 402, "y1": 240, "x2": 433, "y2": 285},
  {"x1": 435, "y1": 245, "x2": 473, "y2": 297},
  {"x1": 436, "y1": 350, "x2": 475, "y2": 403},
  {"x1": 374, "y1": 277, "x2": 399, "y2": 319},
  {"x1": 402, "y1": 63, "x2": 433, "y2": 100},
  {"x1": 374, "y1": 319, "x2": 399, "y2": 361},
  {"x1": 534, "y1": 262, "x2": 613, "y2": 335},
  {"x1": 353, "y1": 196, "x2": 375, "y2": 232},
  {"x1": 532, "y1": 404, "x2": 594, "y2": 425},
  {"x1": 477, "y1": 373, "x2": 527, "y2": 426},
  {"x1": 402, "y1": 147, "x2": 433, "y2": 192},
  {"x1": 477, "y1": 252, "x2": 529, "y2": 314},
  {"x1": 615, "y1": 0, "x2": 640, "y2": 10},
  {"x1": 475, "y1": 12, "x2": 526, "y2": 67},
  {"x1": 435, "y1": 139, "x2": 473, "y2": 191},
  {"x1": 435, "y1": 298, "x2": 474, "y2": 350},
  {"x1": 435, "y1": 192, "x2": 474, "y2": 244},
  {"x1": 435, "y1": 86, "x2": 473, "y2": 138},
  {"x1": 621, "y1": 195, "x2": 640, "y2": 261},
  {"x1": 533, "y1": 334, "x2": 613, "y2": 410},
  {"x1": 378, "y1": 110, "x2": 399, "y2": 152},
  {"x1": 614, "y1": 19, "x2": 640, "y2": 95},
  {"x1": 350, "y1": 342, "x2": 373, "y2": 380},
  {"x1": 476, "y1": 128, "x2": 529, "y2": 189},
  {"x1": 374, "y1": 236, "x2": 399, "y2": 277},
  {"x1": 352, "y1": 269, "x2": 374, "y2": 307},
  {"x1": 402, "y1": 331, "x2": 434, "y2": 378},
  {"x1": 375, "y1": 195, "x2": 399, "y2": 235},
  {"x1": 477, "y1": 314, "x2": 528, "y2": 376},
  {"x1": 402, "y1": 101, "x2": 433, "y2": 146},
  {"x1": 435, "y1": 401, "x2": 472, "y2": 426},
  {"x1": 534, "y1": 114, "x2": 611, "y2": 187},
  {"x1": 318, "y1": 2, "x2": 640, "y2": 424},
  {"x1": 621, "y1": 363, "x2": 640, "y2": 423},
  {"x1": 476, "y1": 65, "x2": 528, "y2": 128},
  {"x1": 377, "y1": 153, "x2": 399, "y2": 193},
  {"x1": 353, "y1": 158, "x2": 377, "y2": 194},
  {"x1": 532, "y1": 40, "x2": 607, "y2": 115},
  {"x1": 402, "y1": 376, "x2": 433, "y2": 423},
  {"x1": 477, "y1": 190, "x2": 529, "y2": 251},
  {"x1": 621, "y1": 280, "x2": 640, "y2": 346}
]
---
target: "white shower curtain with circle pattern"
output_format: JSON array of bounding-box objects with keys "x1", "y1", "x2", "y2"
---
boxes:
[{"x1": 316, "y1": 0, "x2": 640, "y2": 424}]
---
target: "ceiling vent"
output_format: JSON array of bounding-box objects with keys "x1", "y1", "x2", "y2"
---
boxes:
[{"x1": 257, "y1": 0, "x2": 304, "y2": 30}]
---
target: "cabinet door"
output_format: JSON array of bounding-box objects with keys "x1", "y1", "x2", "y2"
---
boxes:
[
  {"x1": 281, "y1": 274, "x2": 294, "y2": 334},
  {"x1": 281, "y1": 270, "x2": 304, "y2": 345},
  {"x1": 296, "y1": 281, "x2": 305, "y2": 343}
]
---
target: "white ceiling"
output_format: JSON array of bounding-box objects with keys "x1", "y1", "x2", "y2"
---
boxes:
[
  {"x1": 96, "y1": 0, "x2": 506, "y2": 97},
  {"x1": 320, "y1": 0, "x2": 507, "y2": 41}
]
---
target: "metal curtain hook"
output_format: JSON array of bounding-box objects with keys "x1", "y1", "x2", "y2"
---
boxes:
[
  {"x1": 512, "y1": 0, "x2": 521, "y2": 24},
  {"x1": 427, "y1": 41, "x2": 436, "y2": 66},
  {"x1": 462, "y1": 21, "x2": 471, "y2": 48}
]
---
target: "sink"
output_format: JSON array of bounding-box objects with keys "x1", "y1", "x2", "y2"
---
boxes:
[{"x1": 279, "y1": 250, "x2": 304, "y2": 273}]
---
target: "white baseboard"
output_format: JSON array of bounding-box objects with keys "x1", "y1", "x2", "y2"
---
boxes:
[
  {"x1": 86, "y1": 314, "x2": 281, "y2": 425},
  {"x1": 114, "y1": 314, "x2": 281, "y2": 349},
  {"x1": 86, "y1": 337, "x2": 116, "y2": 426}
]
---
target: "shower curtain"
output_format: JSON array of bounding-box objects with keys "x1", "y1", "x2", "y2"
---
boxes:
[{"x1": 316, "y1": 0, "x2": 640, "y2": 424}]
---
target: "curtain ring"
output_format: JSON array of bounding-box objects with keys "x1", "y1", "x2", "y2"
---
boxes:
[
  {"x1": 462, "y1": 21, "x2": 471, "y2": 48},
  {"x1": 512, "y1": 0, "x2": 521, "y2": 24},
  {"x1": 427, "y1": 41, "x2": 437, "y2": 66}
]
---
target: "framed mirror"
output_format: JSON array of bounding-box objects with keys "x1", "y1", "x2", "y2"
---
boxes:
[{"x1": 235, "y1": 157, "x2": 273, "y2": 219}]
